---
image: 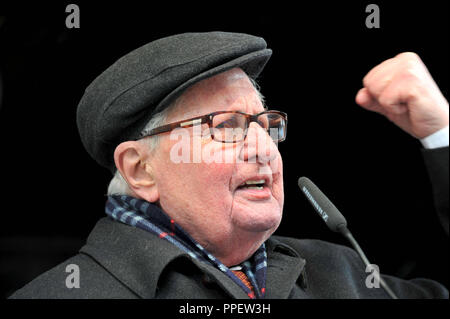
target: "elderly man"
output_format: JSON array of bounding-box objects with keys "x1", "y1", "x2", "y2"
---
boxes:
[{"x1": 10, "y1": 32, "x2": 448, "y2": 299}]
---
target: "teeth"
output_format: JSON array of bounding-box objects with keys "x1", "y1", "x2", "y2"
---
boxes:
[
  {"x1": 247, "y1": 186, "x2": 264, "y2": 190},
  {"x1": 244, "y1": 179, "x2": 265, "y2": 185},
  {"x1": 238, "y1": 179, "x2": 266, "y2": 190}
]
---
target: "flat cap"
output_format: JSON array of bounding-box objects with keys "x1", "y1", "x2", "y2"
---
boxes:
[{"x1": 76, "y1": 31, "x2": 272, "y2": 173}]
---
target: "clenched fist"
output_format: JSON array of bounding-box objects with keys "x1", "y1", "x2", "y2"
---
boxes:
[{"x1": 355, "y1": 52, "x2": 449, "y2": 139}]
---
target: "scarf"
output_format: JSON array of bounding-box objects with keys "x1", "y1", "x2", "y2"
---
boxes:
[{"x1": 105, "y1": 195, "x2": 267, "y2": 299}]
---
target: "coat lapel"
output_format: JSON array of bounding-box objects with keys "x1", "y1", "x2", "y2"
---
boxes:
[
  {"x1": 80, "y1": 218, "x2": 306, "y2": 299},
  {"x1": 79, "y1": 218, "x2": 249, "y2": 298},
  {"x1": 80, "y1": 217, "x2": 188, "y2": 298},
  {"x1": 264, "y1": 237, "x2": 307, "y2": 298}
]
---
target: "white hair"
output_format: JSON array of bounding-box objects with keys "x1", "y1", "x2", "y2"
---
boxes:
[
  {"x1": 106, "y1": 106, "x2": 172, "y2": 196},
  {"x1": 106, "y1": 75, "x2": 265, "y2": 196}
]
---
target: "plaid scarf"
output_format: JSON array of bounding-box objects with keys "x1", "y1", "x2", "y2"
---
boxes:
[{"x1": 105, "y1": 195, "x2": 267, "y2": 299}]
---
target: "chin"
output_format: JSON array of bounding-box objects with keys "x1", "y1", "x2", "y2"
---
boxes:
[{"x1": 236, "y1": 210, "x2": 282, "y2": 234}]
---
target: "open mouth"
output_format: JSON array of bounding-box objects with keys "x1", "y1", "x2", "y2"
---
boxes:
[{"x1": 237, "y1": 179, "x2": 267, "y2": 190}]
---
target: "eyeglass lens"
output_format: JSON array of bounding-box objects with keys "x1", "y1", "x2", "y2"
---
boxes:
[{"x1": 211, "y1": 112, "x2": 286, "y2": 142}]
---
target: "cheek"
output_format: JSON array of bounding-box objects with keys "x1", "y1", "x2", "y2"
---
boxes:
[
  {"x1": 158, "y1": 148, "x2": 235, "y2": 200},
  {"x1": 193, "y1": 141, "x2": 238, "y2": 189},
  {"x1": 193, "y1": 162, "x2": 235, "y2": 193},
  {"x1": 273, "y1": 157, "x2": 284, "y2": 203},
  {"x1": 158, "y1": 138, "x2": 236, "y2": 191}
]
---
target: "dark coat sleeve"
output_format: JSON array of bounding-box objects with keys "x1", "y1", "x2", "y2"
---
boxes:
[
  {"x1": 280, "y1": 146, "x2": 449, "y2": 299},
  {"x1": 421, "y1": 146, "x2": 449, "y2": 235},
  {"x1": 373, "y1": 146, "x2": 449, "y2": 298},
  {"x1": 360, "y1": 146, "x2": 449, "y2": 298}
]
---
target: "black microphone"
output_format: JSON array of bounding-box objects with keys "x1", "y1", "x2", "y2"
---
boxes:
[{"x1": 298, "y1": 177, "x2": 399, "y2": 299}]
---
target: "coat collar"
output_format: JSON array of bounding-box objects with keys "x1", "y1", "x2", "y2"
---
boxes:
[
  {"x1": 80, "y1": 217, "x2": 307, "y2": 299},
  {"x1": 265, "y1": 236, "x2": 307, "y2": 298}
]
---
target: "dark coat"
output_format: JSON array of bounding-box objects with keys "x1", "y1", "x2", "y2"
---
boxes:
[{"x1": 9, "y1": 147, "x2": 449, "y2": 299}]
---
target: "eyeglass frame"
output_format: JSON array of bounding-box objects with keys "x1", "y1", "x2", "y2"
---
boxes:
[{"x1": 138, "y1": 110, "x2": 288, "y2": 143}]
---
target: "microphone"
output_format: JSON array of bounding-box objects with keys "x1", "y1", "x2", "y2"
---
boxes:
[{"x1": 298, "y1": 177, "x2": 399, "y2": 299}]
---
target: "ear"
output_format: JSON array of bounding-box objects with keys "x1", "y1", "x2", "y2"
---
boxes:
[{"x1": 114, "y1": 141, "x2": 160, "y2": 203}]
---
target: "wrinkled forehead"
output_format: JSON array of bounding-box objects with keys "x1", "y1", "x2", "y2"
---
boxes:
[{"x1": 166, "y1": 68, "x2": 263, "y2": 122}]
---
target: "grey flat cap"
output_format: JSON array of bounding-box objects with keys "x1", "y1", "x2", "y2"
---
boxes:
[{"x1": 76, "y1": 31, "x2": 272, "y2": 173}]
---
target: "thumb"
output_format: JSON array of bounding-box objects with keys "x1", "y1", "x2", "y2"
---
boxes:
[{"x1": 355, "y1": 87, "x2": 385, "y2": 115}]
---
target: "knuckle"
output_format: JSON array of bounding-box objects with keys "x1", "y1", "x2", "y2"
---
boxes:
[
  {"x1": 398, "y1": 53, "x2": 422, "y2": 71},
  {"x1": 362, "y1": 74, "x2": 371, "y2": 87},
  {"x1": 363, "y1": 70, "x2": 378, "y2": 89},
  {"x1": 396, "y1": 51, "x2": 420, "y2": 61},
  {"x1": 378, "y1": 92, "x2": 392, "y2": 107},
  {"x1": 394, "y1": 54, "x2": 425, "y2": 82},
  {"x1": 398, "y1": 69, "x2": 420, "y2": 83}
]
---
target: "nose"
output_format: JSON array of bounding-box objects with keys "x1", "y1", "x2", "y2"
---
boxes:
[{"x1": 238, "y1": 121, "x2": 280, "y2": 164}]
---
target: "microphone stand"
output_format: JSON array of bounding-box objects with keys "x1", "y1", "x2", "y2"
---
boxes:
[{"x1": 338, "y1": 225, "x2": 399, "y2": 299}]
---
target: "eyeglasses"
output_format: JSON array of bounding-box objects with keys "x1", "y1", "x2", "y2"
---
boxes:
[{"x1": 138, "y1": 110, "x2": 288, "y2": 143}]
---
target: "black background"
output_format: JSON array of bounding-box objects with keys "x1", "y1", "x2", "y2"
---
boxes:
[{"x1": 0, "y1": 1, "x2": 448, "y2": 299}]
